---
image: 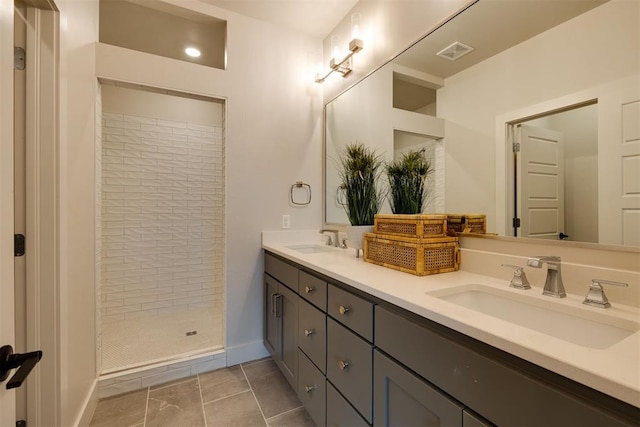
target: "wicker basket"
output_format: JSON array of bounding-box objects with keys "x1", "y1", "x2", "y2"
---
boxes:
[
  {"x1": 373, "y1": 214, "x2": 448, "y2": 239},
  {"x1": 363, "y1": 233, "x2": 460, "y2": 276},
  {"x1": 447, "y1": 214, "x2": 486, "y2": 234}
]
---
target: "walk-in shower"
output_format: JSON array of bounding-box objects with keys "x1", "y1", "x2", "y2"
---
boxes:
[{"x1": 96, "y1": 81, "x2": 225, "y2": 379}]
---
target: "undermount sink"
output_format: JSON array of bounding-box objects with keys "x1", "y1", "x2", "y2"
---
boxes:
[
  {"x1": 428, "y1": 284, "x2": 639, "y2": 349},
  {"x1": 285, "y1": 244, "x2": 337, "y2": 254}
]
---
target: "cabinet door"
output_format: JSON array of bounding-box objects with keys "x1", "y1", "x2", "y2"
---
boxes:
[
  {"x1": 264, "y1": 274, "x2": 280, "y2": 357},
  {"x1": 374, "y1": 350, "x2": 463, "y2": 427},
  {"x1": 279, "y1": 282, "x2": 299, "y2": 388}
]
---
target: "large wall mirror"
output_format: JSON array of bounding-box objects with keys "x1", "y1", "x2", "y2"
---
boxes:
[{"x1": 324, "y1": 0, "x2": 639, "y2": 248}]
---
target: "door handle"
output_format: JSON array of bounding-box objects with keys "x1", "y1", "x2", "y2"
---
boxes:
[
  {"x1": 273, "y1": 294, "x2": 283, "y2": 318},
  {"x1": 0, "y1": 345, "x2": 43, "y2": 389}
]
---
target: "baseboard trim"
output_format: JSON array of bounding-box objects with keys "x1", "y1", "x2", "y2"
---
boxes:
[
  {"x1": 225, "y1": 340, "x2": 269, "y2": 366},
  {"x1": 75, "y1": 378, "x2": 98, "y2": 427}
]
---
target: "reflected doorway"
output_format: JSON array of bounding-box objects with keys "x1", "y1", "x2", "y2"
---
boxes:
[{"x1": 508, "y1": 101, "x2": 598, "y2": 242}]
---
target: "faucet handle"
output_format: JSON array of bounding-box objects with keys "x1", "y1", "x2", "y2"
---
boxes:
[
  {"x1": 582, "y1": 279, "x2": 628, "y2": 309},
  {"x1": 501, "y1": 264, "x2": 531, "y2": 290}
]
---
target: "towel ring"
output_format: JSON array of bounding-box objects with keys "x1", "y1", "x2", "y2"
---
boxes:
[
  {"x1": 336, "y1": 185, "x2": 347, "y2": 207},
  {"x1": 290, "y1": 181, "x2": 311, "y2": 206}
]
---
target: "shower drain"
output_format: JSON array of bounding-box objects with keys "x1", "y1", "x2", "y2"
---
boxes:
[{"x1": 185, "y1": 331, "x2": 198, "y2": 336}]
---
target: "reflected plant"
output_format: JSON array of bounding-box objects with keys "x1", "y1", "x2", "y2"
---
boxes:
[
  {"x1": 386, "y1": 149, "x2": 431, "y2": 214},
  {"x1": 338, "y1": 142, "x2": 384, "y2": 226}
]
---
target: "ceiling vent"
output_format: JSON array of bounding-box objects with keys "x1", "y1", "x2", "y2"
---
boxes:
[{"x1": 436, "y1": 41, "x2": 474, "y2": 61}]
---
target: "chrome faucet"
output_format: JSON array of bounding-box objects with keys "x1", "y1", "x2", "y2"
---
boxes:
[
  {"x1": 319, "y1": 229, "x2": 340, "y2": 247},
  {"x1": 526, "y1": 256, "x2": 566, "y2": 298},
  {"x1": 583, "y1": 279, "x2": 628, "y2": 309}
]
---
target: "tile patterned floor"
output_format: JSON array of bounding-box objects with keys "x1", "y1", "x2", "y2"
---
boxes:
[{"x1": 90, "y1": 358, "x2": 315, "y2": 427}]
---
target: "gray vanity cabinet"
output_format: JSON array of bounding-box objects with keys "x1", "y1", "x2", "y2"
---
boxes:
[
  {"x1": 375, "y1": 305, "x2": 635, "y2": 427},
  {"x1": 373, "y1": 349, "x2": 464, "y2": 427},
  {"x1": 264, "y1": 251, "x2": 637, "y2": 427},
  {"x1": 264, "y1": 254, "x2": 299, "y2": 389}
]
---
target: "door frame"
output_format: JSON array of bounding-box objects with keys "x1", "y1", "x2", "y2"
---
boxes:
[
  {"x1": 24, "y1": 4, "x2": 60, "y2": 425},
  {"x1": 0, "y1": 0, "x2": 17, "y2": 423}
]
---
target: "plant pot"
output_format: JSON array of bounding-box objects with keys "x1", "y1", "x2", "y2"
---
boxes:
[{"x1": 346, "y1": 225, "x2": 374, "y2": 258}]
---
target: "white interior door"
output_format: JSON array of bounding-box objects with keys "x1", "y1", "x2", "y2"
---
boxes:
[
  {"x1": 0, "y1": 0, "x2": 17, "y2": 423},
  {"x1": 619, "y1": 100, "x2": 640, "y2": 246},
  {"x1": 598, "y1": 76, "x2": 640, "y2": 246},
  {"x1": 517, "y1": 124, "x2": 565, "y2": 239}
]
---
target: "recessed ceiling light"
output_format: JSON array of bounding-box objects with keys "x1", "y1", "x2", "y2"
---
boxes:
[{"x1": 185, "y1": 47, "x2": 201, "y2": 58}]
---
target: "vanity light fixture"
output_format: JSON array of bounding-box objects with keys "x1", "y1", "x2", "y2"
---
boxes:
[
  {"x1": 316, "y1": 15, "x2": 364, "y2": 83},
  {"x1": 185, "y1": 46, "x2": 201, "y2": 58}
]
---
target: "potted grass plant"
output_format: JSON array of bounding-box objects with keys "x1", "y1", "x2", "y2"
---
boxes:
[
  {"x1": 386, "y1": 149, "x2": 431, "y2": 214},
  {"x1": 338, "y1": 142, "x2": 384, "y2": 256}
]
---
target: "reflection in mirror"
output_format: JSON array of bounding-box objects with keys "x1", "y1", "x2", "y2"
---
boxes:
[
  {"x1": 509, "y1": 102, "x2": 598, "y2": 243},
  {"x1": 324, "y1": 0, "x2": 639, "y2": 247}
]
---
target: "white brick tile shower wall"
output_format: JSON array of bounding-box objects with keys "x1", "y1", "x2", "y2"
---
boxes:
[{"x1": 100, "y1": 112, "x2": 224, "y2": 324}]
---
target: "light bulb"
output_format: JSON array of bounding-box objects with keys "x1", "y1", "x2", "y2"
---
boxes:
[
  {"x1": 351, "y1": 13, "x2": 362, "y2": 40},
  {"x1": 185, "y1": 47, "x2": 201, "y2": 58},
  {"x1": 331, "y1": 35, "x2": 341, "y2": 60}
]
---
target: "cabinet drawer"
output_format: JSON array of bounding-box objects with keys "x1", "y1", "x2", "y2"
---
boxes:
[
  {"x1": 373, "y1": 349, "x2": 463, "y2": 427},
  {"x1": 299, "y1": 270, "x2": 327, "y2": 311},
  {"x1": 298, "y1": 299, "x2": 326, "y2": 373},
  {"x1": 463, "y1": 410, "x2": 494, "y2": 427},
  {"x1": 375, "y1": 306, "x2": 632, "y2": 427},
  {"x1": 327, "y1": 317, "x2": 372, "y2": 423},
  {"x1": 265, "y1": 252, "x2": 298, "y2": 290},
  {"x1": 326, "y1": 382, "x2": 369, "y2": 427},
  {"x1": 298, "y1": 349, "x2": 326, "y2": 427},
  {"x1": 328, "y1": 284, "x2": 374, "y2": 341}
]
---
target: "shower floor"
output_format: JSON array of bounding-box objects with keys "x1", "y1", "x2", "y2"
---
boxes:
[{"x1": 101, "y1": 307, "x2": 224, "y2": 374}]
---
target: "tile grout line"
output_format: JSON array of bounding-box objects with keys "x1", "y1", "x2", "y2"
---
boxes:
[
  {"x1": 196, "y1": 374, "x2": 209, "y2": 427},
  {"x1": 264, "y1": 405, "x2": 304, "y2": 423},
  {"x1": 201, "y1": 388, "x2": 253, "y2": 406},
  {"x1": 142, "y1": 386, "x2": 150, "y2": 427},
  {"x1": 240, "y1": 363, "x2": 270, "y2": 426}
]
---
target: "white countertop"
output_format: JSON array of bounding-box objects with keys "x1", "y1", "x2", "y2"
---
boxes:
[{"x1": 262, "y1": 230, "x2": 640, "y2": 408}]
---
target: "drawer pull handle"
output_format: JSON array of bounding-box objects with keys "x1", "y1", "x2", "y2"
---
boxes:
[
  {"x1": 338, "y1": 305, "x2": 350, "y2": 315},
  {"x1": 305, "y1": 286, "x2": 314, "y2": 294},
  {"x1": 338, "y1": 360, "x2": 349, "y2": 370},
  {"x1": 304, "y1": 385, "x2": 316, "y2": 393},
  {"x1": 304, "y1": 329, "x2": 314, "y2": 337}
]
